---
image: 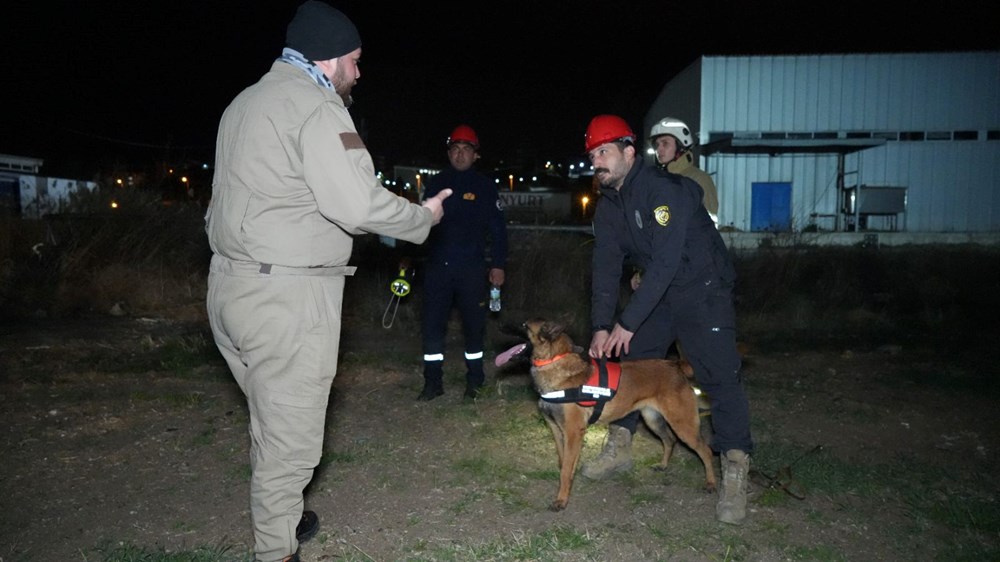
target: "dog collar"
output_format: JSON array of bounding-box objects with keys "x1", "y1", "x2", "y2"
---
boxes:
[{"x1": 533, "y1": 353, "x2": 572, "y2": 367}]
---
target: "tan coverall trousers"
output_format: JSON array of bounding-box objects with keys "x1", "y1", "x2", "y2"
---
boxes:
[{"x1": 207, "y1": 255, "x2": 353, "y2": 561}]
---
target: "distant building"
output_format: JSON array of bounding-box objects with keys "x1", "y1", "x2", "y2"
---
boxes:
[
  {"x1": 391, "y1": 165, "x2": 439, "y2": 202},
  {"x1": 0, "y1": 153, "x2": 98, "y2": 218},
  {"x1": 645, "y1": 51, "x2": 1000, "y2": 233}
]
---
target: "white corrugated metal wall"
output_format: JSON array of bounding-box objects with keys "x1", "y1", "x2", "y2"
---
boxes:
[{"x1": 651, "y1": 52, "x2": 1000, "y2": 232}]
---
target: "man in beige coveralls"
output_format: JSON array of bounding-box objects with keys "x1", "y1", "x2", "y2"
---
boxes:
[{"x1": 205, "y1": 2, "x2": 451, "y2": 561}]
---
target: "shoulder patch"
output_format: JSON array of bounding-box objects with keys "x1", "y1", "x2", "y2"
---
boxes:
[
  {"x1": 654, "y1": 205, "x2": 671, "y2": 226},
  {"x1": 339, "y1": 132, "x2": 365, "y2": 150}
]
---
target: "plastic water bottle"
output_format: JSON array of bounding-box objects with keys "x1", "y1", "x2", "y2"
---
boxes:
[{"x1": 489, "y1": 286, "x2": 501, "y2": 312}]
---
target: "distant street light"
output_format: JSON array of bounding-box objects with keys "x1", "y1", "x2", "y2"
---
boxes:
[{"x1": 581, "y1": 195, "x2": 590, "y2": 217}]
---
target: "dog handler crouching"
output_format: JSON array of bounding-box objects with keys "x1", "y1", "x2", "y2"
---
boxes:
[
  {"x1": 582, "y1": 115, "x2": 754, "y2": 525},
  {"x1": 205, "y1": 2, "x2": 450, "y2": 560}
]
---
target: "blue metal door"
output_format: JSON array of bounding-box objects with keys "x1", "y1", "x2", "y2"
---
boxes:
[
  {"x1": 0, "y1": 178, "x2": 19, "y2": 216},
  {"x1": 751, "y1": 182, "x2": 792, "y2": 232}
]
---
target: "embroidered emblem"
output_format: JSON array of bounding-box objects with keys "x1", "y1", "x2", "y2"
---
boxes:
[
  {"x1": 463, "y1": 192, "x2": 476, "y2": 201},
  {"x1": 654, "y1": 205, "x2": 671, "y2": 226},
  {"x1": 634, "y1": 210, "x2": 643, "y2": 229},
  {"x1": 496, "y1": 199, "x2": 504, "y2": 211}
]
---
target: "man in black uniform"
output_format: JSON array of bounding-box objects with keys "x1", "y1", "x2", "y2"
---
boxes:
[
  {"x1": 582, "y1": 115, "x2": 753, "y2": 525},
  {"x1": 418, "y1": 125, "x2": 508, "y2": 401}
]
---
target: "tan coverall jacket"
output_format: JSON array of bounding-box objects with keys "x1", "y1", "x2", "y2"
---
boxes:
[{"x1": 668, "y1": 151, "x2": 719, "y2": 224}]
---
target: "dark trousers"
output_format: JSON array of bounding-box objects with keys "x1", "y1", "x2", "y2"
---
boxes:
[
  {"x1": 421, "y1": 263, "x2": 487, "y2": 384},
  {"x1": 614, "y1": 277, "x2": 753, "y2": 454}
]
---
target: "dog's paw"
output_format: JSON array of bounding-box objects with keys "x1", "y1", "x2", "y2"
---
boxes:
[{"x1": 548, "y1": 499, "x2": 568, "y2": 512}]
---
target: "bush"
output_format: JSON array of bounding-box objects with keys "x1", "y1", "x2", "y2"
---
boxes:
[
  {"x1": 4, "y1": 199, "x2": 998, "y2": 356},
  {"x1": 0, "y1": 187, "x2": 210, "y2": 319}
]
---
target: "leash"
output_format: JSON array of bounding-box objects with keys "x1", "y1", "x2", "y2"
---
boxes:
[
  {"x1": 749, "y1": 444, "x2": 823, "y2": 500},
  {"x1": 382, "y1": 262, "x2": 412, "y2": 329}
]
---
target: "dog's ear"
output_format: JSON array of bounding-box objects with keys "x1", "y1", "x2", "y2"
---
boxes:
[{"x1": 539, "y1": 321, "x2": 564, "y2": 342}]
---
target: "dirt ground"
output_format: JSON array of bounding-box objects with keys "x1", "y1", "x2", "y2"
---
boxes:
[{"x1": 1, "y1": 310, "x2": 998, "y2": 562}]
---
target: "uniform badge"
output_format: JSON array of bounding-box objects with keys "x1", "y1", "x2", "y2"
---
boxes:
[
  {"x1": 654, "y1": 205, "x2": 671, "y2": 226},
  {"x1": 463, "y1": 192, "x2": 476, "y2": 201},
  {"x1": 634, "y1": 210, "x2": 643, "y2": 229}
]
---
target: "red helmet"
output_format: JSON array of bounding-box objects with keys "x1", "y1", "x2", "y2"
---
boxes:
[
  {"x1": 584, "y1": 115, "x2": 635, "y2": 153},
  {"x1": 446, "y1": 124, "x2": 479, "y2": 149}
]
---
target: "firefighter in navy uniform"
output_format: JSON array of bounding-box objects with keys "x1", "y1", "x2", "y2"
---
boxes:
[
  {"x1": 418, "y1": 125, "x2": 508, "y2": 401},
  {"x1": 582, "y1": 115, "x2": 753, "y2": 525}
]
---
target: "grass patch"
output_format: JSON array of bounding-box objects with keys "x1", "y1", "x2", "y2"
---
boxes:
[
  {"x1": 786, "y1": 544, "x2": 846, "y2": 561},
  {"x1": 191, "y1": 427, "x2": 216, "y2": 447},
  {"x1": 91, "y1": 541, "x2": 251, "y2": 562},
  {"x1": 752, "y1": 444, "x2": 884, "y2": 497},
  {"x1": 415, "y1": 524, "x2": 598, "y2": 561},
  {"x1": 158, "y1": 333, "x2": 223, "y2": 376}
]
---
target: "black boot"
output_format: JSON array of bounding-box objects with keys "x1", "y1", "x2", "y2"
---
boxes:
[
  {"x1": 463, "y1": 379, "x2": 483, "y2": 399},
  {"x1": 417, "y1": 379, "x2": 444, "y2": 401},
  {"x1": 464, "y1": 357, "x2": 485, "y2": 399},
  {"x1": 296, "y1": 510, "x2": 319, "y2": 543},
  {"x1": 418, "y1": 362, "x2": 444, "y2": 401}
]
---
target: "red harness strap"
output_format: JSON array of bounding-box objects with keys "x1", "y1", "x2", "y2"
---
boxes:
[{"x1": 577, "y1": 359, "x2": 622, "y2": 406}]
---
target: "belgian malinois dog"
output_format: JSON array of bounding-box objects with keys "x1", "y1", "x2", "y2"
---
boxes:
[{"x1": 496, "y1": 319, "x2": 717, "y2": 511}]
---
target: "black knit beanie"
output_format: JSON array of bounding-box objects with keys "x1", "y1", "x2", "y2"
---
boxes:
[{"x1": 286, "y1": 1, "x2": 361, "y2": 61}]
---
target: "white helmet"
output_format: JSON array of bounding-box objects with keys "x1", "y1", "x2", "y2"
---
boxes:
[{"x1": 649, "y1": 117, "x2": 694, "y2": 150}]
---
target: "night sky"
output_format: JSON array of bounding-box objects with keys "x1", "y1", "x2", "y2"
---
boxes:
[{"x1": 3, "y1": 1, "x2": 997, "y2": 177}]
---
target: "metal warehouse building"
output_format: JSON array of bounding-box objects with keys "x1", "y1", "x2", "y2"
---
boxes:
[{"x1": 644, "y1": 51, "x2": 1000, "y2": 234}]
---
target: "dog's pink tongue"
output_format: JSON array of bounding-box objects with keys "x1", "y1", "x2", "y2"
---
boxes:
[{"x1": 495, "y1": 343, "x2": 527, "y2": 367}]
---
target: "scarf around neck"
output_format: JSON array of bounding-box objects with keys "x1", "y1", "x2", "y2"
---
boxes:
[{"x1": 278, "y1": 47, "x2": 334, "y2": 91}]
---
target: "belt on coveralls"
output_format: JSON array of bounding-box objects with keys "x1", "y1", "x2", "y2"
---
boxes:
[{"x1": 211, "y1": 254, "x2": 357, "y2": 277}]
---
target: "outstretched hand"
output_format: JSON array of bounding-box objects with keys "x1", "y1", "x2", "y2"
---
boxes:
[
  {"x1": 603, "y1": 323, "x2": 635, "y2": 358},
  {"x1": 588, "y1": 330, "x2": 610, "y2": 359},
  {"x1": 422, "y1": 188, "x2": 452, "y2": 225},
  {"x1": 589, "y1": 323, "x2": 634, "y2": 359}
]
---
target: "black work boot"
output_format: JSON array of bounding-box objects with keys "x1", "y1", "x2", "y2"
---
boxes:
[
  {"x1": 417, "y1": 362, "x2": 444, "y2": 401},
  {"x1": 464, "y1": 357, "x2": 485, "y2": 399},
  {"x1": 417, "y1": 379, "x2": 444, "y2": 401},
  {"x1": 464, "y1": 373, "x2": 485, "y2": 399},
  {"x1": 296, "y1": 510, "x2": 319, "y2": 543}
]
